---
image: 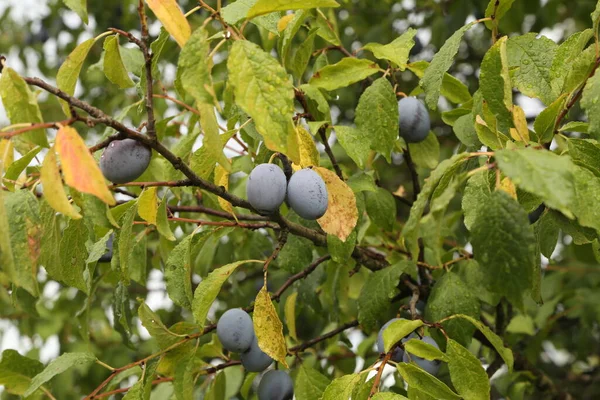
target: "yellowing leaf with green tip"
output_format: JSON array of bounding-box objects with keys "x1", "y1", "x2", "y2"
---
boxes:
[
  {"x1": 315, "y1": 167, "x2": 357, "y2": 241},
  {"x1": 55, "y1": 126, "x2": 115, "y2": 205},
  {"x1": 254, "y1": 285, "x2": 289, "y2": 368},
  {"x1": 145, "y1": 0, "x2": 191, "y2": 48},
  {"x1": 138, "y1": 187, "x2": 158, "y2": 225},
  {"x1": 40, "y1": 147, "x2": 82, "y2": 220}
]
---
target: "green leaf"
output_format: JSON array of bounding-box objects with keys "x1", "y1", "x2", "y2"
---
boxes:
[
  {"x1": 506, "y1": 314, "x2": 536, "y2": 335},
  {"x1": 86, "y1": 230, "x2": 113, "y2": 264},
  {"x1": 0, "y1": 350, "x2": 44, "y2": 395},
  {"x1": 198, "y1": 103, "x2": 231, "y2": 171},
  {"x1": 408, "y1": 132, "x2": 440, "y2": 170},
  {"x1": 559, "y1": 121, "x2": 589, "y2": 133},
  {"x1": 401, "y1": 154, "x2": 469, "y2": 257},
  {"x1": 291, "y1": 28, "x2": 318, "y2": 80},
  {"x1": 335, "y1": 125, "x2": 370, "y2": 169},
  {"x1": 403, "y1": 339, "x2": 449, "y2": 362},
  {"x1": 470, "y1": 191, "x2": 536, "y2": 307},
  {"x1": 192, "y1": 260, "x2": 262, "y2": 326},
  {"x1": 582, "y1": 65, "x2": 600, "y2": 140},
  {"x1": 506, "y1": 33, "x2": 557, "y2": 105},
  {"x1": 58, "y1": 218, "x2": 90, "y2": 293},
  {"x1": 453, "y1": 113, "x2": 481, "y2": 147},
  {"x1": 24, "y1": 353, "x2": 96, "y2": 397},
  {"x1": 484, "y1": 0, "x2": 516, "y2": 29},
  {"x1": 355, "y1": 78, "x2": 399, "y2": 162},
  {"x1": 372, "y1": 394, "x2": 409, "y2": 400},
  {"x1": 138, "y1": 303, "x2": 181, "y2": 348},
  {"x1": 550, "y1": 29, "x2": 594, "y2": 98},
  {"x1": 496, "y1": 148, "x2": 576, "y2": 218},
  {"x1": 327, "y1": 231, "x2": 356, "y2": 264},
  {"x1": 358, "y1": 261, "x2": 412, "y2": 331},
  {"x1": 56, "y1": 38, "x2": 96, "y2": 116},
  {"x1": 277, "y1": 233, "x2": 313, "y2": 274},
  {"x1": 103, "y1": 35, "x2": 134, "y2": 88},
  {"x1": 533, "y1": 94, "x2": 567, "y2": 143},
  {"x1": 2, "y1": 190, "x2": 41, "y2": 296},
  {"x1": 408, "y1": 61, "x2": 472, "y2": 105},
  {"x1": 61, "y1": 0, "x2": 88, "y2": 24},
  {"x1": 221, "y1": 0, "x2": 281, "y2": 35},
  {"x1": 421, "y1": 21, "x2": 476, "y2": 109},
  {"x1": 117, "y1": 201, "x2": 137, "y2": 283},
  {"x1": 568, "y1": 138, "x2": 600, "y2": 176},
  {"x1": 178, "y1": 27, "x2": 215, "y2": 105},
  {"x1": 284, "y1": 291, "x2": 298, "y2": 341},
  {"x1": 157, "y1": 196, "x2": 175, "y2": 241},
  {"x1": 572, "y1": 166, "x2": 600, "y2": 233},
  {"x1": 462, "y1": 170, "x2": 494, "y2": 231},
  {"x1": 310, "y1": 58, "x2": 380, "y2": 91},
  {"x1": 446, "y1": 339, "x2": 490, "y2": 400},
  {"x1": 382, "y1": 319, "x2": 424, "y2": 352},
  {"x1": 228, "y1": 40, "x2": 295, "y2": 156},
  {"x1": 247, "y1": 0, "x2": 340, "y2": 18},
  {"x1": 443, "y1": 314, "x2": 514, "y2": 372},
  {"x1": 363, "y1": 29, "x2": 417, "y2": 70},
  {"x1": 299, "y1": 83, "x2": 332, "y2": 122},
  {"x1": 424, "y1": 272, "x2": 480, "y2": 347},
  {"x1": 3, "y1": 146, "x2": 41, "y2": 191},
  {"x1": 122, "y1": 358, "x2": 158, "y2": 400},
  {"x1": 294, "y1": 364, "x2": 331, "y2": 400},
  {"x1": 479, "y1": 37, "x2": 512, "y2": 128},
  {"x1": 0, "y1": 68, "x2": 49, "y2": 147},
  {"x1": 366, "y1": 187, "x2": 397, "y2": 231},
  {"x1": 279, "y1": 11, "x2": 309, "y2": 68},
  {"x1": 321, "y1": 373, "x2": 364, "y2": 400},
  {"x1": 397, "y1": 363, "x2": 461, "y2": 400}
]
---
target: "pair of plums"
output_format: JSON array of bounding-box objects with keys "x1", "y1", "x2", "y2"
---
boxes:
[
  {"x1": 216, "y1": 309, "x2": 293, "y2": 400},
  {"x1": 247, "y1": 164, "x2": 328, "y2": 220}
]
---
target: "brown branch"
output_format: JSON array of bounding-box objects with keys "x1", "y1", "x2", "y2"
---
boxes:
[
  {"x1": 138, "y1": 0, "x2": 157, "y2": 141},
  {"x1": 289, "y1": 320, "x2": 359, "y2": 353},
  {"x1": 369, "y1": 350, "x2": 394, "y2": 398},
  {"x1": 168, "y1": 204, "x2": 269, "y2": 221},
  {"x1": 404, "y1": 146, "x2": 421, "y2": 202},
  {"x1": 272, "y1": 255, "x2": 331, "y2": 301},
  {"x1": 0, "y1": 120, "x2": 72, "y2": 139}
]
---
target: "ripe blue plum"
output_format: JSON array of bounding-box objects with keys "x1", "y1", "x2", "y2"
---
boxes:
[
  {"x1": 216, "y1": 309, "x2": 254, "y2": 353},
  {"x1": 398, "y1": 97, "x2": 430, "y2": 143},
  {"x1": 246, "y1": 164, "x2": 287, "y2": 215},
  {"x1": 241, "y1": 336, "x2": 273, "y2": 372},
  {"x1": 402, "y1": 336, "x2": 442, "y2": 376},
  {"x1": 376, "y1": 318, "x2": 417, "y2": 362},
  {"x1": 99, "y1": 139, "x2": 151, "y2": 184},
  {"x1": 257, "y1": 370, "x2": 294, "y2": 400},
  {"x1": 286, "y1": 168, "x2": 328, "y2": 220}
]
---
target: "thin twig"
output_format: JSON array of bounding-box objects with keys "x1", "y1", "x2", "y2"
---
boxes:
[
  {"x1": 138, "y1": 0, "x2": 157, "y2": 141},
  {"x1": 289, "y1": 320, "x2": 359, "y2": 353}
]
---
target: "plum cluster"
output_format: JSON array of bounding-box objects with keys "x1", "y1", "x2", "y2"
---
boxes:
[
  {"x1": 217, "y1": 309, "x2": 293, "y2": 400},
  {"x1": 247, "y1": 164, "x2": 328, "y2": 220},
  {"x1": 377, "y1": 318, "x2": 442, "y2": 376}
]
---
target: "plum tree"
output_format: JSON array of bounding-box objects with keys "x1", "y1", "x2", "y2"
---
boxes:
[
  {"x1": 376, "y1": 318, "x2": 417, "y2": 362},
  {"x1": 398, "y1": 97, "x2": 430, "y2": 143},
  {"x1": 241, "y1": 336, "x2": 273, "y2": 372},
  {"x1": 286, "y1": 168, "x2": 328, "y2": 220},
  {"x1": 246, "y1": 164, "x2": 287, "y2": 215},
  {"x1": 99, "y1": 139, "x2": 152, "y2": 184},
  {"x1": 216, "y1": 309, "x2": 254, "y2": 353},
  {"x1": 257, "y1": 370, "x2": 294, "y2": 400},
  {"x1": 402, "y1": 336, "x2": 442, "y2": 376}
]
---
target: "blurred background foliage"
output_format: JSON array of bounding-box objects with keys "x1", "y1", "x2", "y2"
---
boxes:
[{"x1": 1, "y1": 0, "x2": 600, "y2": 399}]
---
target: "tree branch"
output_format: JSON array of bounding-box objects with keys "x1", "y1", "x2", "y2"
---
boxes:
[
  {"x1": 138, "y1": 0, "x2": 157, "y2": 141},
  {"x1": 289, "y1": 320, "x2": 359, "y2": 353}
]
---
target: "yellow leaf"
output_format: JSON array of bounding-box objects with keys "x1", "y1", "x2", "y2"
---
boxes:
[
  {"x1": 145, "y1": 0, "x2": 191, "y2": 47},
  {"x1": 0, "y1": 139, "x2": 14, "y2": 168},
  {"x1": 254, "y1": 286, "x2": 288, "y2": 368},
  {"x1": 138, "y1": 187, "x2": 158, "y2": 225},
  {"x1": 277, "y1": 14, "x2": 295, "y2": 32},
  {"x1": 498, "y1": 177, "x2": 518, "y2": 200},
  {"x1": 284, "y1": 291, "x2": 298, "y2": 342},
  {"x1": 511, "y1": 105, "x2": 530, "y2": 142},
  {"x1": 55, "y1": 126, "x2": 115, "y2": 205},
  {"x1": 295, "y1": 126, "x2": 320, "y2": 168},
  {"x1": 40, "y1": 147, "x2": 82, "y2": 219},
  {"x1": 315, "y1": 167, "x2": 357, "y2": 241},
  {"x1": 215, "y1": 165, "x2": 234, "y2": 216}
]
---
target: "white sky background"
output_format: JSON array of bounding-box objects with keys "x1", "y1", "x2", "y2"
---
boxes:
[{"x1": 0, "y1": 0, "x2": 574, "y2": 392}]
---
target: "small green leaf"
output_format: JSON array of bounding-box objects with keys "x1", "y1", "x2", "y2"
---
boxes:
[
  {"x1": 310, "y1": 58, "x2": 380, "y2": 91},
  {"x1": 247, "y1": 0, "x2": 340, "y2": 18},
  {"x1": 363, "y1": 29, "x2": 417, "y2": 70},
  {"x1": 382, "y1": 319, "x2": 424, "y2": 352},
  {"x1": 568, "y1": 138, "x2": 600, "y2": 176},
  {"x1": 192, "y1": 260, "x2": 262, "y2": 326},
  {"x1": 0, "y1": 68, "x2": 49, "y2": 147},
  {"x1": 118, "y1": 201, "x2": 138, "y2": 283},
  {"x1": 366, "y1": 187, "x2": 397, "y2": 231},
  {"x1": 24, "y1": 353, "x2": 96, "y2": 397},
  {"x1": 178, "y1": 27, "x2": 215, "y2": 105},
  {"x1": 335, "y1": 125, "x2": 370, "y2": 169},
  {"x1": 138, "y1": 303, "x2": 181, "y2": 348},
  {"x1": 61, "y1": 0, "x2": 88, "y2": 24},
  {"x1": 443, "y1": 314, "x2": 514, "y2": 372},
  {"x1": 533, "y1": 94, "x2": 567, "y2": 143},
  {"x1": 103, "y1": 35, "x2": 135, "y2": 88},
  {"x1": 582, "y1": 65, "x2": 600, "y2": 140},
  {"x1": 0, "y1": 350, "x2": 44, "y2": 395},
  {"x1": 57, "y1": 38, "x2": 97, "y2": 116},
  {"x1": 408, "y1": 132, "x2": 440, "y2": 170},
  {"x1": 404, "y1": 339, "x2": 449, "y2": 362},
  {"x1": 321, "y1": 373, "x2": 364, "y2": 400},
  {"x1": 408, "y1": 61, "x2": 472, "y2": 105},
  {"x1": 484, "y1": 0, "x2": 516, "y2": 29},
  {"x1": 3, "y1": 146, "x2": 42, "y2": 191},
  {"x1": 294, "y1": 365, "x2": 331, "y2": 400},
  {"x1": 479, "y1": 37, "x2": 512, "y2": 128},
  {"x1": 157, "y1": 196, "x2": 175, "y2": 241},
  {"x1": 372, "y1": 394, "x2": 409, "y2": 400},
  {"x1": 446, "y1": 339, "x2": 490, "y2": 400},
  {"x1": 397, "y1": 363, "x2": 461, "y2": 399},
  {"x1": 421, "y1": 21, "x2": 477, "y2": 109},
  {"x1": 355, "y1": 78, "x2": 399, "y2": 162}
]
